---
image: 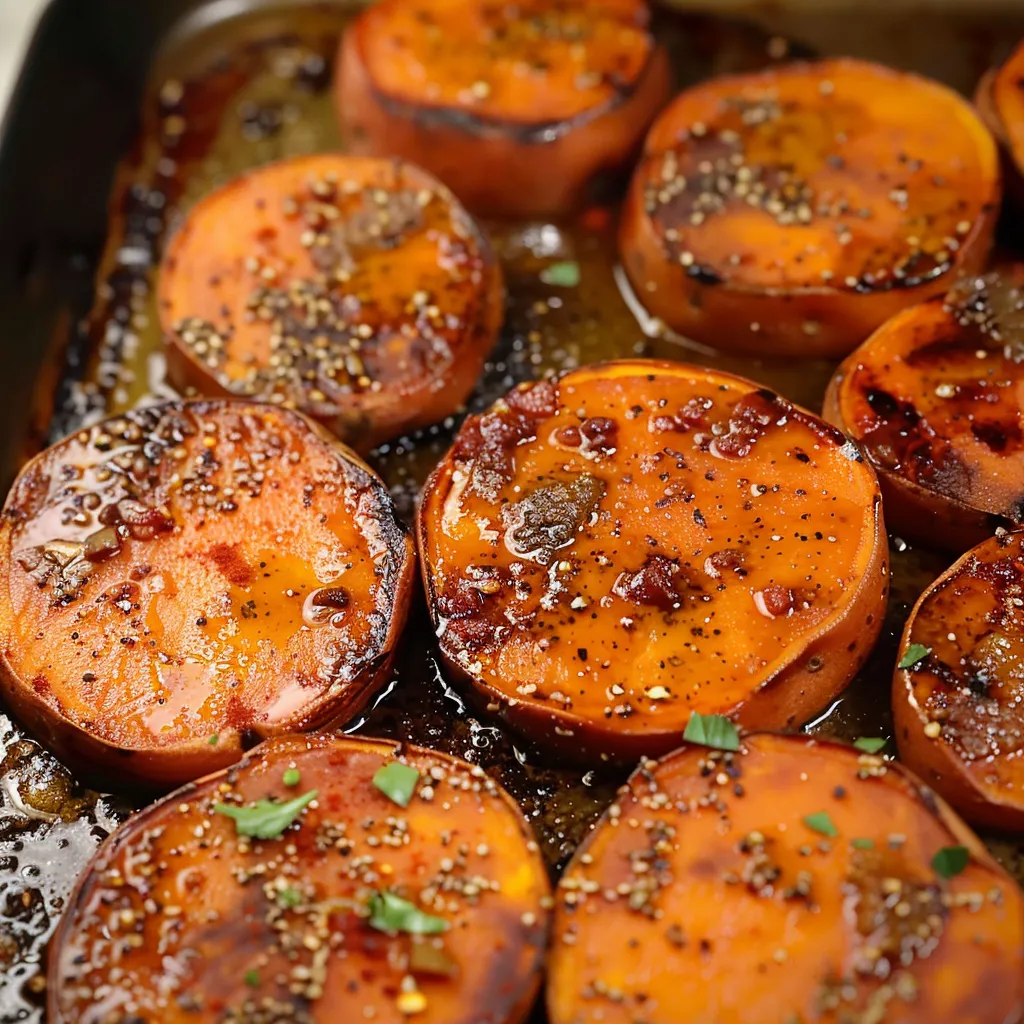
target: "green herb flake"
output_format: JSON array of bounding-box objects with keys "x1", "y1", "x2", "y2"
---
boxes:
[
  {"x1": 932, "y1": 845, "x2": 970, "y2": 879},
  {"x1": 372, "y1": 761, "x2": 420, "y2": 808},
  {"x1": 282, "y1": 768, "x2": 301, "y2": 788},
  {"x1": 277, "y1": 887, "x2": 302, "y2": 909},
  {"x1": 208, "y1": 734, "x2": 219, "y2": 746},
  {"x1": 244, "y1": 969, "x2": 260, "y2": 988},
  {"x1": 851, "y1": 837, "x2": 875, "y2": 850},
  {"x1": 213, "y1": 790, "x2": 318, "y2": 840},
  {"x1": 683, "y1": 713, "x2": 740, "y2": 752},
  {"x1": 803, "y1": 811, "x2": 838, "y2": 838},
  {"x1": 539, "y1": 260, "x2": 580, "y2": 288},
  {"x1": 368, "y1": 892, "x2": 449, "y2": 936},
  {"x1": 853, "y1": 737, "x2": 886, "y2": 754},
  {"x1": 898, "y1": 643, "x2": 932, "y2": 670}
]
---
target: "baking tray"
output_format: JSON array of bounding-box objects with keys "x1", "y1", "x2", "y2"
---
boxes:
[{"x1": 3, "y1": 2, "x2": 1024, "y2": 1021}]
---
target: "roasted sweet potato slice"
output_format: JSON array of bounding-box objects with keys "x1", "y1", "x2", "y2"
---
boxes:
[
  {"x1": 824, "y1": 271, "x2": 1024, "y2": 552},
  {"x1": 0, "y1": 401, "x2": 414, "y2": 791},
  {"x1": 335, "y1": 0, "x2": 671, "y2": 219},
  {"x1": 620, "y1": 58, "x2": 1000, "y2": 358},
  {"x1": 49, "y1": 733, "x2": 551, "y2": 1024},
  {"x1": 548, "y1": 732, "x2": 1024, "y2": 1024},
  {"x1": 158, "y1": 154, "x2": 503, "y2": 452},
  {"x1": 894, "y1": 531, "x2": 1024, "y2": 831},
  {"x1": 417, "y1": 360, "x2": 887, "y2": 761},
  {"x1": 976, "y1": 41, "x2": 1024, "y2": 209}
]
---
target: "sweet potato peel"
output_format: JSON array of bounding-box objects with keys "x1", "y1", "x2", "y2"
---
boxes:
[
  {"x1": 548, "y1": 733, "x2": 1024, "y2": 1024},
  {"x1": 48, "y1": 734, "x2": 551, "y2": 1024},
  {"x1": 620, "y1": 58, "x2": 1000, "y2": 357},
  {"x1": 417, "y1": 359, "x2": 888, "y2": 761},
  {"x1": 0, "y1": 401, "x2": 414, "y2": 790}
]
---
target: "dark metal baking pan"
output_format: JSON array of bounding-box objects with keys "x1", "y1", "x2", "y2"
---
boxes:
[{"x1": 2, "y1": 2, "x2": 1024, "y2": 1021}]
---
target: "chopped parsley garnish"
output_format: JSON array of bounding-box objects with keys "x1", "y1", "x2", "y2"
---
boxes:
[
  {"x1": 282, "y1": 768, "x2": 301, "y2": 788},
  {"x1": 539, "y1": 260, "x2": 580, "y2": 288},
  {"x1": 372, "y1": 761, "x2": 420, "y2": 808},
  {"x1": 277, "y1": 887, "x2": 302, "y2": 908},
  {"x1": 683, "y1": 713, "x2": 740, "y2": 751},
  {"x1": 368, "y1": 892, "x2": 449, "y2": 935},
  {"x1": 208, "y1": 734, "x2": 219, "y2": 746},
  {"x1": 803, "y1": 811, "x2": 838, "y2": 838},
  {"x1": 213, "y1": 790, "x2": 317, "y2": 840},
  {"x1": 898, "y1": 643, "x2": 932, "y2": 669},
  {"x1": 244, "y1": 969, "x2": 260, "y2": 987},
  {"x1": 932, "y1": 845, "x2": 969, "y2": 879},
  {"x1": 851, "y1": 837, "x2": 875, "y2": 850},
  {"x1": 853, "y1": 737, "x2": 886, "y2": 754}
]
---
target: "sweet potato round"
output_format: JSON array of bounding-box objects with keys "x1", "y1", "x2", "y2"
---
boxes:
[
  {"x1": 620, "y1": 58, "x2": 1000, "y2": 358},
  {"x1": 823, "y1": 274, "x2": 1024, "y2": 552},
  {"x1": 417, "y1": 359, "x2": 888, "y2": 761},
  {"x1": 158, "y1": 154, "x2": 503, "y2": 453},
  {"x1": 48, "y1": 733, "x2": 551, "y2": 1024},
  {"x1": 976, "y1": 41, "x2": 1024, "y2": 209},
  {"x1": 335, "y1": 0, "x2": 671, "y2": 219},
  {"x1": 548, "y1": 732, "x2": 1024, "y2": 1024},
  {"x1": 894, "y1": 531, "x2": 1024, "y2": 831},
  {"x1": 0, "y1": 401, "x2": 414, "y2": 791}
]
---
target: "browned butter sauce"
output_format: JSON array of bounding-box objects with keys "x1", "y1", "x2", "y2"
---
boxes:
[{"x1": 2, "y1": 3, "x2": 1024, "y2": 1021}]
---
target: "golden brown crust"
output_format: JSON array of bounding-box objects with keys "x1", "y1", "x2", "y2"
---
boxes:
[{"x1": 0, "y1": 400, "x2": 415, "y2": 791}]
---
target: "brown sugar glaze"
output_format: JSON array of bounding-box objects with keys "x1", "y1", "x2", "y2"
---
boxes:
[{"x1": 3, "y1": 4, "x2": 1024, "y2": 1022}]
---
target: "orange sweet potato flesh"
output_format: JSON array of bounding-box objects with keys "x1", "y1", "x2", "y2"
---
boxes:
[
  {"x1": 620, "y1": 58, "x2": 1000, "y2": 358},
  {"x1": 48, "y1": 733, "x2": 551, "y2": 1024},
  {"x1": 548, "y1": 732, "x2": 1024, "y2": 1024},
  {"x1": 158, "y1": 154, "x2": 504, "y2": 453},
  {"x1": 977, "y1": 41, "x2": 1024, "y2": 208},
  {"x1": 894, "y1": 531, "x2": 1024, "y2": 832},
  {"x1": 335, "y1": 0, "x2": 671, "y2": 219},
  {"x1": 417, "y1": 360, "x2": 888, "y2": 762},
  {"x1": 0, "y1": 401, "x2": 414, "y2": 791},
  {"x1": 823, "y1": 272, "x2": 1024, "y2": 553}
]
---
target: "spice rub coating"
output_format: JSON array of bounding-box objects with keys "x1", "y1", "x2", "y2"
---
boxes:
[
  {"x1": 895, "y1": 530, "x2": 1024, "y2": 831},
  {"x1": 48, "y1": 734, "x2": 551, "y2": 1024},
  {"x1": 824, "y1": 269, "x2": 1024, "y2": 552},
  {"x1": 417, "y1": 360, "x2": 888, "y2": 760},
  {"x1": 159, "y1": 154, "x2": 503, "y2": 452},
  {"x1": 0, "y1": 401, "x2": 414, "y2": 790},
  {"x1": 548, "y1": 733, "x2": 1024, "y2": 1024},
  {"x1": 620, "y1": 58, "x2": 999, "y2": 357},
  {"x1": 336, "y1": 0, "x2": 671, "y2": 218}
]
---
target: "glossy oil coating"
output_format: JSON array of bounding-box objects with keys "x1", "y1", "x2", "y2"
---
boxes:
[
  {"x1": 548, "y1": 733, "x2": 1024, "y2": 1024},
  {"x1": 159, "y1": 154, "x2": 504, "y2": 453},
  {"x1": 895, "y1": 531, "x2": 1024, "y2": 831},
  {"x1": 336, "y1": 0, "x2": 671, "y2": 217},
  {"x1": 620, "y1": 58, "x2": 1000, "y2": 357},
  {"x1": 49, "y1": 734, "x2": 552, "y2": 1024},
  {"x1": 824, "y1": 272, "x2": 1024, "y2": 552},
  {"x1": 0, "y1": 401, "x2": 414, "y2": 789},
  {"x1": 418, "y1": 360, "x2": 888, "y2": 760}
]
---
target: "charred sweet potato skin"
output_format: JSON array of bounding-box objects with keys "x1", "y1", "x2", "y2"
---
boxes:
[
  {"x1": 0, "y1": 401, "x2": 414, "y2": 791},
  {"x1": 548, "y1": 733, "x2": 1024, "y2": 1024},
  {"x1": 159, "y1": 154, "x2": 503, "y2": 453},
  {"x1": 824, "y1": 279, "x2": 1024, "y2": 552},
  {"x1": 620, "y1": 58, "x2": 1000, "y2": 357},
  {"x1": 894, "y1": 531, "x2": 1024, "y2": 831},
  {"x1": 336, "y1": 0, "x2": 671, "y2": 219},
  {"x1": 417, "y1": 360, "x2": 887, "y2": 761},
  {"x1": 49, "y1": 734, "x2": 551, "y2": 1024}
]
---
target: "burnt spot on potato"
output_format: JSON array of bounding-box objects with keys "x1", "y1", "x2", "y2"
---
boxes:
[{"x1": 419, "y1": 360, "x2": 887, "y2": 760}]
